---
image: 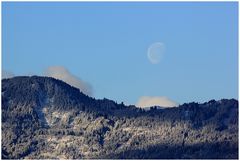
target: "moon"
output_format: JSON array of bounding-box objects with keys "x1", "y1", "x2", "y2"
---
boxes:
[{"x1": 147, "y1": 42, "x2": 165, "y2": 64}]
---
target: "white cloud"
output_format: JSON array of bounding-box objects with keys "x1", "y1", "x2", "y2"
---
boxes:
[
  {"x1": 44, "y1": 66, "x2": 93, "y2": 96},
  {"x1": 2, "y1": 70, "x2": 15, "y2": 79},
  {"x1": 136, "y1": 96, "x2": 178, "y2": 109}
]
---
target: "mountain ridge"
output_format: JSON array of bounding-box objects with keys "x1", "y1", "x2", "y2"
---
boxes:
[{"x1": 1, "y1": 76, "x2": 238, "y2": 159}]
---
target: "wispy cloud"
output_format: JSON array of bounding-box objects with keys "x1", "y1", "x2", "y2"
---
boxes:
[
  {"x1": 2, "y1": 70, "x2": 15, "y2": 79},
  {"x1": 136, "y1": 96, "x2": 178, "y2": 109},
  {"x1": 44, "y1": 66, "x2": 93, "y2": 96}
]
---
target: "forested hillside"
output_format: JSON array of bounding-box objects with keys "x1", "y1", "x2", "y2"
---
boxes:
[{"x1": 2, "y1": 76, "x2": 238, "y2": 159}]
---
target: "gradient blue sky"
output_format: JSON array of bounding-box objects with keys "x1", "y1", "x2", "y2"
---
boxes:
[{"x1": 2, "y1": 2, "x2": 238, "y2": 105}]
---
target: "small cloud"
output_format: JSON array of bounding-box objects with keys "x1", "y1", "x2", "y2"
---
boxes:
[
  {"x1": 44, "y1": 66, "x2": 93, "y2": 96},
  {"x1": 136, "y1": 96, "x2": 178, "y2": 109},
  {"x1": 2, "y1": 70, "x2": 15, "y2": 79}
]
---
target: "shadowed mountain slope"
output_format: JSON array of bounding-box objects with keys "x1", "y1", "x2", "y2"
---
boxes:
[{"x1": 1, "y1": 76, "x2": 238, "y2": 159}]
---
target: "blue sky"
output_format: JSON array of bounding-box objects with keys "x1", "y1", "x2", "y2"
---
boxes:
[{"x1": 2, "y1": 2, "x2": 238, "y2": 105}]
